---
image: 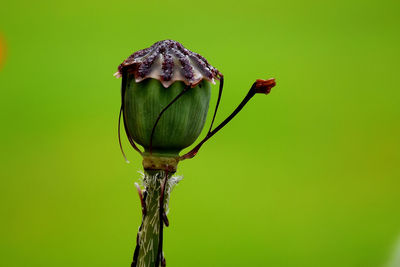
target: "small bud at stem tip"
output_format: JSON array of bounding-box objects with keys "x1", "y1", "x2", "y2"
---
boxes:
[{"x1": 254, "y1": 78, "x2": 276, "y2": 94}]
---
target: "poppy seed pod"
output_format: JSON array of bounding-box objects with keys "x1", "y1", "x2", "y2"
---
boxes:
[
  {"x1": 115, "y1": 40, "x2": 276, "y2": 267},
  {"x1": 116, "y1": 40, "x2": 222, "y2": 171},
  {"x1": 116, "y1": 40, "x2": 276, "y2": 172}
]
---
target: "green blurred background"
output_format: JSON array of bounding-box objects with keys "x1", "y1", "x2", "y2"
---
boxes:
[{"x1": 1, "y1": 0, "x2": 399, "y2": 266}]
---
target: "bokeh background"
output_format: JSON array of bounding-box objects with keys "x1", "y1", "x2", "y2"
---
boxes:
[{"x1": 1, "y1": 0, "x2": 399, "y2": 266}]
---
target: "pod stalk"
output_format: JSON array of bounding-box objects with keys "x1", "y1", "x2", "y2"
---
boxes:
[{"x1": 131, "y1": 171, "x2": 181, "y2": 267}]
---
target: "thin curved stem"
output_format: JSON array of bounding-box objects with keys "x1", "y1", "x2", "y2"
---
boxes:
[
  {"x1": 179, "y1": 78, "x2": 275, "y2": 161},
  {"x1": 119, "y1": 70, "x2": 143, "y2": 159},
  {"x1": 149, "y1": 85, "x2": 191, "y2": 154}
]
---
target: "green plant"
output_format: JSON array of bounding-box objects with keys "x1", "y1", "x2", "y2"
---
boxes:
[{"x1": 115, "y1": 40, "x2": 276, "y2": 267}]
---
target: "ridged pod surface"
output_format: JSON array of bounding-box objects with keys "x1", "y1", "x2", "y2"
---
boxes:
[{"x1": 124, "y1": 75, "x2": 211, "y2": 158}]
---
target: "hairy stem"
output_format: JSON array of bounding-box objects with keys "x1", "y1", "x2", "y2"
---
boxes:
[{"x1": 131, "y1": 170, "x2": 181, "y2": 267}]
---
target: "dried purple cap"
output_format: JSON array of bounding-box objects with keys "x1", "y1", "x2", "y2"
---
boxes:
[{"x1": 115, "y1": 40, "x2": 222, "y2": 88}]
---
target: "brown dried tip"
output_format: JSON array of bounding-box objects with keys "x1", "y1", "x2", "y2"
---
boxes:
[
  {"x1": 254, "y1": 78, "x2": 276, "y2": 94},
  {"x1": 115, "y1": 40, "x2": 222, "y2": 88}
]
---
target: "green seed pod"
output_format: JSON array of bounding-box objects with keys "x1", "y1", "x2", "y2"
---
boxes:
[
  {"x1": 116, "y1": 40, "x2": 222, "y2": 171},
  {"x1": 116, "y1": 40, "x2": 276, "y2": 172},
  {"x1": 116, "y1": 40, "x2": 276, "y2": 267},
  {"x1": 124, "y1": 76, "x2": 211, "y2": 158}
]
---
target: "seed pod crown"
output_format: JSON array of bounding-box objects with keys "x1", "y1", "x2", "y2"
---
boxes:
[{"x1": 115, "y1": 40, "x2": 222, "y2": 88}]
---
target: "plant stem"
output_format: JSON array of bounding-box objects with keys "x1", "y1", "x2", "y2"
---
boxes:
[{"x1": 131, "y1": 170, "x2": 181, "y2": 267}]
